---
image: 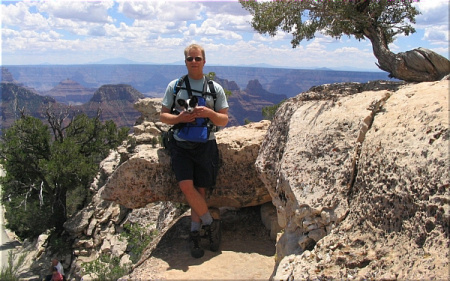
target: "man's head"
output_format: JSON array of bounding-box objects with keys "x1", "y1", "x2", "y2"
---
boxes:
[
  {"x1": 184, "y1": 44, "x2": 205, "y2": 61},
  {"x1": 184, "y1": 44, "x2": 206, "y2": 79},
  {"x1": 51, "y1": 258, "x2": 59, "y2": 266}
]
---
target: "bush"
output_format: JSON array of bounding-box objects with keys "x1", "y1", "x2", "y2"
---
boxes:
[
  {"x1": 82, "y1": 254, "x2": 131, "y2": 281},
  {"x1": 0, "y1": 251, "x2": 26, "y2": 281},
  {"x1": 121, "y1": 223, "x2": 158, "y2": 263}
]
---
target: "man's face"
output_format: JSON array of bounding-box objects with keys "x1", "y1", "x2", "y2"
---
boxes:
[{"x1": 185, "y1": 48, "x2": 205, "y2": 75}]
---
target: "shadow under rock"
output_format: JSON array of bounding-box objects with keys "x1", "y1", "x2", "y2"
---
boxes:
[
  {"x1": 0, "y1": 240, "x2": 21, "y2": 251},
  {"x1": 150, "y1": 206, "x2": 276, "y2": 273}
]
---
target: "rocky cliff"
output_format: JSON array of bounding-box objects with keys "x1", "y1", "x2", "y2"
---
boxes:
[
  {"x1": 100, "y1": 98, "x2": 272, "y2": 209},
  {"x1": 0, "y1": 82, "x2": 59, "y2": 132},
  {"x1": 14, "y1": 79, "x2": 448, "y2": 280},
  {"x1": 100, "y1": 79, "x2": 448, "y2": 279},
  {"x1": 0, "y1": 82, "x2": 146, "y2": 131},
  {"x1": 257, "y1": 79, "x2": 449, "y2": 280},
  {"x1": 73, "y1": 84, "x2": 144, "y2": 128},
  {"x1": 227, "y1": 79, "x2": 287, "y2": 126},
  {"x1": 44, "y1": 79, "x2": 96, "y2": 105}
]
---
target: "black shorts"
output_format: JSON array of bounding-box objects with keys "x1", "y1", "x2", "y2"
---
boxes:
[{"x1": 170, "y1": 139, "x2": 220, "y2": 188}]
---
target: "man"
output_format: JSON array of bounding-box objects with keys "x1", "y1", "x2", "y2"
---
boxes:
[
  {"x1": 160, "y1": 44, "x2": 229, "y2": 258},
  {"x1": 45, "y1": 258, "x2": 64, "y2": 281}
]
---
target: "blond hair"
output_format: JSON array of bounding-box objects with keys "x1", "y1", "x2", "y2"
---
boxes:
[{"x1": 184, "y1": 44, "x2": 206, "y2": 60}]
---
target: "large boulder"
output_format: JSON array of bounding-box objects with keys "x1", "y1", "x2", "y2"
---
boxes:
[
  {"x1": 100, "y1": 98, "x2": 272, "y2": 209},
  {"x1": 256, "y1": 80, "x2": 449, "y2": 280}
]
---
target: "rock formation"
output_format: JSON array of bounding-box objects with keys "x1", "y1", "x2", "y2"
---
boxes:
[
  {"x1": 226, "y1": 79, "x2": 287, "y2": 126},
  {"x1": 15, "y1": 79, "x2": 448, "y2": 280},
  {"x1": 44, "y1": 79, "x2": 95, "y2": 104},
  {"x1": 0, "y1": 82, "x2": 59, "y2": 132},
  {"x1": 77, "y1": 84, "x2": 145, "y2": 128},
  {"x1": 94, "y1": 80, "x2": 449, "y2": 280},
  {"x1": 100, "y1": 98, "x2": 272, "y2": 209},
  {"x1": 256, "y1": 79, "x2": 449, "y2": 280},
  {"x1": 59, "y1": 98, "x2": 274, "y2": 280}
]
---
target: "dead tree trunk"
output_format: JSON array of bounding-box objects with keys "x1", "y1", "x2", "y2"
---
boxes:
[{"x1": 364, "y1": 26, "x2": 450, "y2": 82}]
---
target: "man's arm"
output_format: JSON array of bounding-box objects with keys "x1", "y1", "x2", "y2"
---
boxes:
[{"x1": 206, "y1": 107, "x2": 228, "y2": 127}]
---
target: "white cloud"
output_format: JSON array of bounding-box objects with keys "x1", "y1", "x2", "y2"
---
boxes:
[
  {"x1": 203, "y1": 2, "x2": 251, "y2": 17},
  {"x1": 37, "y1": 0, "x2": 114, "y2": 23},
  {"x1": 251, "y1": 32, "x2": 290, "y2": 44},
  {"x1": 117, "y1": 1, "x2": 159, "y2": 20},
  {"x1": 2, "y1": 1, "x2": 48, "y2": 30},
  {"x1": 117, "y1": 0, "x2": 201, "y2": 22},
  {"x1": 1, "y1": 0, "x2": 442, "y2": 69},
  {"x1": 187, "y1": 18, "x2": 243, "y2": 40},
  {"x1": 414, "y1": 0, "x2": 449, "y2": 46},
  {"x1": 423, "y1": 27, "x2": 449, "y2": 45}
]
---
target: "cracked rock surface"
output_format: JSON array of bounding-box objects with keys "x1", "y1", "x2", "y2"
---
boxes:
[
  {"x1": 256, "y1": 80, "x2": 449, "y2": 280},
  {"x1": 101, "y1": 98, "x2": 272, "y2": 209}
]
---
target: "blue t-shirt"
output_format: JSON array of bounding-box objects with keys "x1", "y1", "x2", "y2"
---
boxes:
[{"x1": 162, "y1": 76, "x2": 229, "y2": 141}]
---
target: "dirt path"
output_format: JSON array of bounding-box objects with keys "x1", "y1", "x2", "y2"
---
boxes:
[{"x1": 129, "y1": 206, "x2": 277, "y2": 280}]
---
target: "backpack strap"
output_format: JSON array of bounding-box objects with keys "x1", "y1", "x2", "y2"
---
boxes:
[
  {"x1": 170, "y1": 75, "x2": 185, "y2": 114},
  {"x1": 183, "y1": 75, "x2": 194, "y2": 98},
  {"x1": 204, "y1": 77, "x2": 216, "y2": 102},
  {"x1": 207, "y1": 78, "x2": 216, "y2": 94},
  {"x1": 173, "y1": 75, "x2": 186, "y2": 95},
  {"x1": 175, "y1": 75, "x2": 211, "y2": 96}
]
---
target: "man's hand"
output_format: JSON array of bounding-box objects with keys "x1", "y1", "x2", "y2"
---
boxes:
[
  {"x1": 192, "y1": 106, "x2": 213, "y2": 119},
  {"x1": 194, "y1": 106, "x2": 229, "y2": 127},
  {"x1": 177, "y1": 110, "x2": 197, "y2": 123}
]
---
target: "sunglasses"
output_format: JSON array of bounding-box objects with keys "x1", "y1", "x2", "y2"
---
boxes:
[{"x1": 186, "y1": 56, "x2": 203, "y2": 62}]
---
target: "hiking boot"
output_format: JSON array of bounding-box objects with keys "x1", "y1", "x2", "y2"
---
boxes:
[
  {"x1": 202, "y1": 219, "x2": 222, "y2": 252},
  {"x1": 209, "y1": 207, "x2": 220, "y2": 220},
  {"x1": 189, "y1": 231, "x2": 204, "y2": 258}
]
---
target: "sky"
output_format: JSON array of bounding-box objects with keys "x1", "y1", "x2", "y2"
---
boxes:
[{"x1": 1, "y1": 0, "x2": 448, "y2": 71}]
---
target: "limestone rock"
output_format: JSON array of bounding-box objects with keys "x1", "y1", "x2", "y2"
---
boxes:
[
  {"x1": 257, "y1": 80, "x2": 449, "y2": 280},
  {"x1": 133, "y1": 98, "x2": 163, "y2": 122},
  {"x1": 63, "y1": 99, "x2": 275, "y2": 280},
  {"x1": 100, "y1": 98, "x2": 272, "y2": 209},
  {"x1": 260, "y1": 202, "x2": 282, "y2": 240}
]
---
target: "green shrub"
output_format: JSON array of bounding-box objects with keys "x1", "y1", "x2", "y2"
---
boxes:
[
  {"x1": 82, "y1": 254, "x2": 131, "y2": 281},
  {"x1": 0, "y1": 251, "x2": 26, "y2": 281},
  {"x1": 121, "y1": 223, "x2": 158, "y2": 263}
]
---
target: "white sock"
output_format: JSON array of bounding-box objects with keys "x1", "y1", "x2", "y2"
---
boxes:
[
  {"x1": 191, "y1": 221, "x2": 201, "y2": 232},
  {"x1": 200, "y1": 212, "x2": 213, "y2": 226}
]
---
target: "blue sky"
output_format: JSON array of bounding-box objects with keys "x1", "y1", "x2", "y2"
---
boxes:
[{"x1": 1, "y1": 0, "x2": 448, "y2": 71}]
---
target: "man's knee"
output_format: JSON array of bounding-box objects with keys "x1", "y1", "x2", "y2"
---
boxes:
[{"x1": 179, "y1": 180, "x2": 195, "y2": 194}]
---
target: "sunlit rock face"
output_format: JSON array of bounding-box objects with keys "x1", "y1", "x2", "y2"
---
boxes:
[
  {"x1": 256, "y1": 80, "x2": 449, "y2": 280},
  {"x1": 101, "y1": 98, "x2": 272, "y2": 209}
]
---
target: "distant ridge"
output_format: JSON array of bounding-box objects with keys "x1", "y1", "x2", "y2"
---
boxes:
[
  {"x1": 0, "y1": 82, "x2": 146, "y2": 130},
  {"x1": 89, "y1": 57, "x2": 151, "y2": 65},
  {"x1": 4, "y1": 64, "x2": 392, "y2": 99},
  {"x1": 0, "y1": 83, "x2": 59, "y2": 132},
  {"x1": 44, "y1": 79, "x2": 96, "y2": 104},
  {"x1": 90, "y1": 84, "x2": 145, "y2": 102}
]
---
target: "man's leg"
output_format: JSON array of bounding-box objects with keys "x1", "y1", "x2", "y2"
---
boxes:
[
  {"x1": 179, "y1": 180, "x2": 209, "y2": 217},
  {"x1": 190, "y1": 187, "x2": 206, "y2": 228},
  {"x1": 179, "y1": 181, "x2": 211, "y2": 258}
]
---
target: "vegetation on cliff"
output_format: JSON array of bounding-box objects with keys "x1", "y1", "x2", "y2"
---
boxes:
[{"x1": 0, "y1": 110, "x2": 128, "y2": 240}]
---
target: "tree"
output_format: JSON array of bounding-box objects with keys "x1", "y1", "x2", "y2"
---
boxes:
[
  {"x1": 0, "y1": 109, "x2": 128, "y2": 239},
  {"x1": 240, "y1": 0, "x2": 450, "y2": 82},
  {"x1": 206, "y1": 71, "x2": 233, "y2": 98},
  {"x1": 262, "y1": 100, "x2": 285, "y2": 121}
]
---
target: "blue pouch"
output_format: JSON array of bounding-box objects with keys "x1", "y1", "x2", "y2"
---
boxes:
[{"x1": 177, "y1": 97, "x2": 210, "y2": 143}]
